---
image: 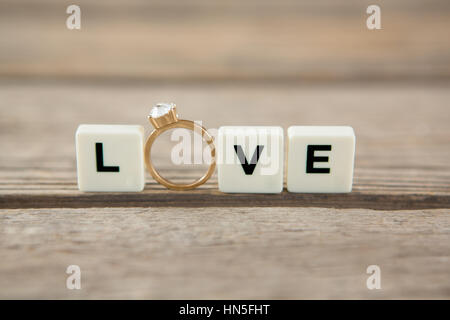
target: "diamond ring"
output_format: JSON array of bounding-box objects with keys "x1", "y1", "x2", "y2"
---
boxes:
[{"x1": 144, "y1": 103, "x2": 216, "y2": 190}]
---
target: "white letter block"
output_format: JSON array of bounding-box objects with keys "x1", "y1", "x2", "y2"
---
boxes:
[
  {"x1": 218, "y1": 126, "x2": 284, "y2": 193},
  {"x1": 76, "y1": 125, "x2": 145, "y2": 192},
  {"x1": 287, "y1": 126, "x2": 355, "y2": 193}
]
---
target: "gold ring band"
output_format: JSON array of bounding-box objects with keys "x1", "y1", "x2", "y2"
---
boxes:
[{"x1": 144, "y1": 104, "x2": 216, "y2": 190}]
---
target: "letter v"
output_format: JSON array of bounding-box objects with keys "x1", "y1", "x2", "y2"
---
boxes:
[{"x1": 233, "y1": 145, "x2": 264, "y2": 175}]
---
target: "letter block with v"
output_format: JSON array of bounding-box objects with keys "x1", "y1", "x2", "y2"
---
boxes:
[{"x1": 217, "y1": 126, "x2": 284, "y2": 193}]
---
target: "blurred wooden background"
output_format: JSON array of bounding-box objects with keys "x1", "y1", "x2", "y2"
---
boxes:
[{"x1": 0, "y1": 0, "x2": 449, "y2": 82}]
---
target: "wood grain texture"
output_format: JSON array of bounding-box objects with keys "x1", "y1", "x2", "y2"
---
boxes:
[
  {"x1": 0, "y1": 82, "x2": 449, "y2": 209},
  {"x1": 0, "y1": 207, "x2": 449, "y2": 299},
  {"x1": 0, "y1": 0, "x2": 449, "y2": 300},
  {"x1": 0, "y1": 82, "x2": 449, "y2": 298}
]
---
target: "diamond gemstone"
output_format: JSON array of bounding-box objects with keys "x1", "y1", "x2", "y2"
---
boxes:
[{"x1": 149, "y1": 103, "x2": 174, "y2": 118}]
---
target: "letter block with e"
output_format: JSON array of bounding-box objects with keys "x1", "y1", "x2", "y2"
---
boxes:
[
  {"x1": 287, "y1": 126, "x2": 355, "y2": 193},
  {"x1": 76, "y1": 124, "x2": 145, "y2": 192},
  {"x1": 217, "y1": 126, "x2": 284, "y2": 193}
]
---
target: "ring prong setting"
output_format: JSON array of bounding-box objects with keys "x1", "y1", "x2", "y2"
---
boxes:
[{"x1": 148, "y1": 103, "x2": 178, "y2": 129}]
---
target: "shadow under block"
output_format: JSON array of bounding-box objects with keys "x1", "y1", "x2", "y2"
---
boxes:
[
  {"x1": 217, "y1": 126, "x2": 284, "y2": 193},
  {"x1": 287, "y1": 126, "x2": 355, "y2": 193},
  {"x1": 76, "y1": 124, "x2": 145, "y2": 192}
]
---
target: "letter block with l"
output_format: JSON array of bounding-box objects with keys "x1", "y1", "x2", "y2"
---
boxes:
[{"x1": 76, "y1": 124, "x2": 145, "y2": 192}]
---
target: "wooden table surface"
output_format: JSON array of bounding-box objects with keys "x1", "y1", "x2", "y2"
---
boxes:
[
  {"x1": 0, "y1": 82, "x2": 449, "y2": 299},
  {"x1": 0, "y1": 0, "x2": 449, "y2": 300}
]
